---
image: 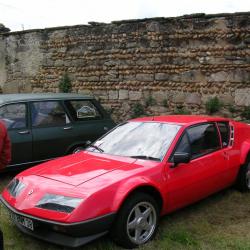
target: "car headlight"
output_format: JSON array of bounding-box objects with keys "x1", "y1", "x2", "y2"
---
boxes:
[
  {"x1": 36, "y1": 194, "x2": 83, "y2": 213},
  {"x1": 7, "y1": 178, "x2": 26, "y2": 197}
]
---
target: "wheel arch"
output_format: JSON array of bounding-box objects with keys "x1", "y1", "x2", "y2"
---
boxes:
[
  {"x1": 240, "y1": 140, "x2": 250, "y2": 165},
  {"x1": 65, "y1": 141, "x2": 88, "y2": 154},
  {"x1": 114, "y1": 184, "x2": 164, "y2": 214}
]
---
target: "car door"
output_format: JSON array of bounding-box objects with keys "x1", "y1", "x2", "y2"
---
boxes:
[
  {"x1": 0, "y1": 102, "x2": 32, "y2": 167},
  {"x1": 165, "y1": 122, "x2": 229, "y2": 212},
  {"x1": 63, "y1": 99, "x2": 115, "y2": 148},
  {"x1": 30, "y1": 100, "x2": 73, "y2": 162}
]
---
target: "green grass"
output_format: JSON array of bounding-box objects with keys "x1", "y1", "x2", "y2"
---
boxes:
[{"x1": 1, "y1": 173, "x2": 250, "y2": 250}]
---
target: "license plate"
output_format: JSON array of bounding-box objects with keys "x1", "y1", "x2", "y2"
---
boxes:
[{"x1": 10, "y1": 212, "x2": 34, "y2": 231}]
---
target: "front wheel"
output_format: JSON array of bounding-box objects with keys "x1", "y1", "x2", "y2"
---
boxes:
[
  {"x1": 236, "y1": 160, "x2": 250, "y2": 192},
  {"x1": 111, "y1": 192, "x2": 159, "y2": 249}
]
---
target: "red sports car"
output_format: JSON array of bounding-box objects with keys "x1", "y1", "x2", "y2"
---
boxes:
[{"x1": 1, "y1": 116, "x2": 250, "y2": 248}]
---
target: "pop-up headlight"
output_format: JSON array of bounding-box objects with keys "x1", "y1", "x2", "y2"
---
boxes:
[
  {"x1": 36, "y1": 194, "x2": 83, "y2": 213},
  {"x1": 7, "y1": 178, "x2": 25, "y2": 198}
]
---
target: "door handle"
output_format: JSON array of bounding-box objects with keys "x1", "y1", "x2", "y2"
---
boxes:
[
  {"x1": 103, "y1": 126, "x2": 108, "y2": 131},
  {"x1": 18, "y1": 130, "x2": 30, "y2": 135},
  {"x1": 63, "y1": 126, "x2": 72, "y2": 130}
]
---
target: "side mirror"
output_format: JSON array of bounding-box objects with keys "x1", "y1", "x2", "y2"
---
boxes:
[{"x1": 172, "y1": 152, "x2": 191, "y2": 167}]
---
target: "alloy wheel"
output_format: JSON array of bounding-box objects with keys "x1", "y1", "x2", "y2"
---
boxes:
[{"x1": 126, "y1": 201, "x2": 157, "y2": 245}]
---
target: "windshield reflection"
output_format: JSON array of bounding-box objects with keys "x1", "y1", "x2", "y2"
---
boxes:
[{"x1": 87, "y1": 122, "x2": 181, "y2": 161}]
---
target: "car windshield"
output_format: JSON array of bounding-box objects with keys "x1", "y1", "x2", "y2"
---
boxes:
[{"x1": 87, "y1": 121, "x2": 181, "y2": 161}]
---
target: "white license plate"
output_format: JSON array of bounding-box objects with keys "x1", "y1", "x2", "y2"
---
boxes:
[{"x1": 10, "y1": 212, "x2": 34, "y2": 231}]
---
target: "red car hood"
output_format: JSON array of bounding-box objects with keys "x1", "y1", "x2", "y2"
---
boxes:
[{"x1": 31, "y1": 152, "x2": 136, "y2": 186}]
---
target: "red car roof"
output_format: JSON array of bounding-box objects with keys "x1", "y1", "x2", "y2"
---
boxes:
[{"x1": 131, "y1": 115, "x2": 230, "y2": 125}]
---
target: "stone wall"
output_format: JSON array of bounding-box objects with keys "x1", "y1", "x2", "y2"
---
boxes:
[{"x1": 0, "y1": 13, "x2": 250, "y2": 121}]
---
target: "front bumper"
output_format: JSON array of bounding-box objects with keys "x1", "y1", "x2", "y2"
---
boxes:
[{"x1": 0, "y1": 195, "x2": 116, "y2": 247}]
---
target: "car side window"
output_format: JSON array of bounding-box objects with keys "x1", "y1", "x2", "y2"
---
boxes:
[
  {"x1": 217, "y1": 122, "x2": 230, "y2": 147},
  {"x1": 187, "y1": 123, "x2": 220, "y2": 158},
  {"x1": 169, "y1": 132, "x2": 191, "y2": 162},
  {"x1": 174, "y1": 132, "x2": 191, "y2": 154},
  {"x1": 66, "y1": 100, "x2": 101, "y2": 121},
  {"x1": 0, "y1": 103, "x2": 27, "y2": 130},
  {"x1": 31, "y1": 101, "x2": 69, "y2": 127}
]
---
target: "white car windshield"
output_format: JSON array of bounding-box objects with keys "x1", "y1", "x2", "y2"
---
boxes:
[{"x1": 88, "y1": 122, "x2": 181, "y2": 161}]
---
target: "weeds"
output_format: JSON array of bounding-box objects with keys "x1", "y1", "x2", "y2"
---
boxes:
[{"x1": 205, "y1": 97, "x2": 223, "y2": 114}]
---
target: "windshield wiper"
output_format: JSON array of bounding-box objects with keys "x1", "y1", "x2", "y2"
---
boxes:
[
  {"x1": 87, "y1": 144, "x2": 104, "y2": 153},
  {"x1": 129, "y1": 155, "x2": 160, "y2": 161}
]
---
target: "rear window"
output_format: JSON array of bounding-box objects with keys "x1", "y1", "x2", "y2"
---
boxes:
[
  {"x1": 65, "y1": 100, "x2": 101, "y2": 121},
  {"x1": 217, "y1": 122, "x2": 230, "y2": 147}
]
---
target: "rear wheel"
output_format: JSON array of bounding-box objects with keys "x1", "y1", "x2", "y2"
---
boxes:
[
  {"x1": 111, "y1": 192, "x2": 159, "y2": 249},
  {"x1": 236, "y1": 160, "x2": 250, "y2": 192}
]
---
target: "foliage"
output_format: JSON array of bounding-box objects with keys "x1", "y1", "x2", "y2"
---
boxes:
[
  {"x1": 58, "y1": 73, "x2": 72, "y2": 93},
  {"x1": 205, "y1": 97, "x2": 223, "y2": 114},
  {"x1": 174, "y1": 106, "x2": 190, "y2": 115},
  {"x1": 162, "y1": 98, "x2": 169, "y2": 108},
  {"x1": 131, "y1": 102, "x2": 146, "y2": 118},
  {"x1": 145, "y1": 95, "x2": 157, "y2": 107},
  {"x1": 228, "y1": 104, "x2": 236, "y2": 114},
  {"x1": 241, "y1": 106, "x2": 250, "y2": 120}
]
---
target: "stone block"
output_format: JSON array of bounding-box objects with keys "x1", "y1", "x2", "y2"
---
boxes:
[
  {"x1": 235, "y1": 88, "x2": 250, "y2": 106},
  {"x1": 152, "y1": 91, "x2": 167, "y2": 102},
  {"x1": 109, "y1": 90, "x2": 118, "y2": 99},
  {"x1": 172, "y1": 92, "x2": 186, "y2": 103},
  {"x1": 149, "y1": 57, "x2": 162, "y2": 65},
  {"x1": 185, "y1": 93, "x2": 201, "y2": 105},
  {"x1": 219, "y1": 94, "x2": 234, "y2": 105},
  {"x1": 137, "y1": 59, "x2": 149, "y2": 66},
  {"x1": 119, "y1": 89, "x2": 128, "y2": 100},
  {"x1": 136, "y1": 74, "x2": 154, "y2": 82},
  {"x1": 209, "y1": 71, "x2": 228, "y2": 82},
  {"x1": 129, "y1": 91, "x2": 142, "y2": 101},
  {"x1": 2, "y1": 82, "x2": 19, "y2": 93},
  {"x1": 78, "y1": 89, "x2": 93, "y2": 95},
  {"x1": 155, "y1": 73, "x2": 169, "y2": 81},
  {"x1": 149, "y1": 106, "x2": 167, "y2": 114}
]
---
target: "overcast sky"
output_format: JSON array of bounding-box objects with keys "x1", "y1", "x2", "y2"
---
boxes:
[{"x1": 1, "y1": 0, "x2": 250, "y2": 32}]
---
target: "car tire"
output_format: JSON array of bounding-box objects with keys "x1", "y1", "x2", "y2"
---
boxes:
[
  {"x1": 111, "y1": 192, "x2": 159, "y2": 249},
  {"x1": 236, "y1": 159, "x2": 250, "y2": 192}
]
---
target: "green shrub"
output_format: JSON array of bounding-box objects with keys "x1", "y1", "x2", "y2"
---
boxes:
[
  {"x1": 132, "y1": 102, "x2": 146, "y2": 118},
  {"x1": 241, "y1": 106, "x2": 250, "y2": 120},
  {"x1": 59, "y1": 73, "x2": 72, "y2": 93},
  {"x1": 228, "y1": 104, "x2": 236, "y2": 114},
  {"x1": 162, "y1": 98, "x2": 169, "y2": 108},
  {"x1": 205, "y1": 97, "x2": 222, "y2": 114},
  {"x1": 145, "y1": 95, "x2": 157, "y2": 107},
  {"x1": 174, "y1": 106, "x2": 190, "y2": 115}
]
